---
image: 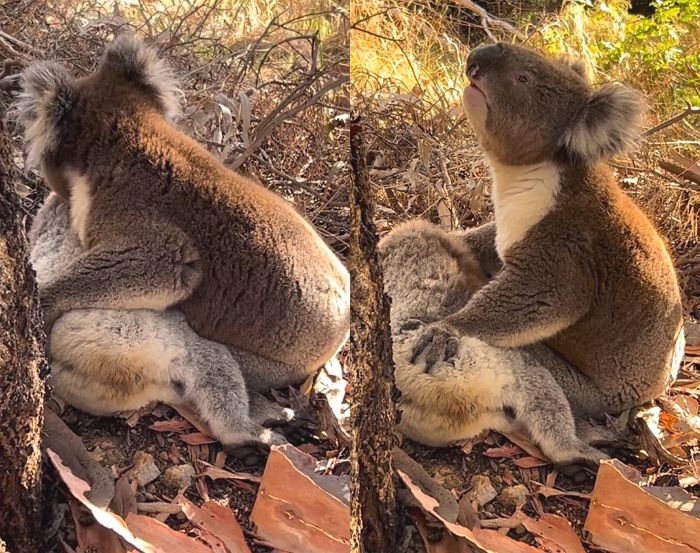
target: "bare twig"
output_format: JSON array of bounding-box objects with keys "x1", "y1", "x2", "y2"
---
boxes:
[
  {"x1": 228, "y1": 75, "x2": 348, "y2": 170},
  {"x1": 452, "y1": 0, "x2": 526, "y2": 42},
  {"x1": 644, "y1": 105, "x2": 700, "y2": 137},
  {"x1": 0, "y1": 35, "x2": 30, "y2": 61}
]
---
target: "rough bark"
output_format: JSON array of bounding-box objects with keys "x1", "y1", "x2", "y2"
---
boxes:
[
  {"x1": 348, "y1": 118, "x2": 399, "y2": 552},
  {"x1": 0, "y1": 98, "x2": 46, "y2": 552}
]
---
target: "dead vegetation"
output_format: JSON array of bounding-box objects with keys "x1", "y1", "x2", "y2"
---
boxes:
[{"x1": 351, "y1": 1, "x2": 700, "y2": 551}]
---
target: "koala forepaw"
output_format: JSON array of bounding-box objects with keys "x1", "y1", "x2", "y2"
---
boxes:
[{"x1": 410, "y1": 324, "x2": 460, "y2": 370}]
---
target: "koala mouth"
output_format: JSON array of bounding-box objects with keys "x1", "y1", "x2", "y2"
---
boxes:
[
  {"x1": 464, "y1": 79, "x2": 487, "y2": 106},
  {"x1": 466, "y1": 64, "x2": 487, "y2": 98},
  {"x1": 468, "y1": 80, "x2": 484, "y2": 96}
]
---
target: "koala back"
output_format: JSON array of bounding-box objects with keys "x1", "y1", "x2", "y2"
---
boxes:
[
  {"x1": 18, "y1": 35, "x2": 350, "y2": 372},
  {"x1": 379, "y1": 219, "x2": 486, "y2": 330}
]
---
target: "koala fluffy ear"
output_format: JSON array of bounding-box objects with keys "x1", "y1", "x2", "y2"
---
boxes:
[
  {"x1": 16, "y1": 62, "x2": 75, "y2": 169},
  {"x1": 563, "y1": 83, "x2": 645, "y2": 164},
  {"x1": 556, "y1": 56, "x2": 589, "y2": 82},
  {"x1": 100, "y1": 34, "x2": 181, "y2": 121}
]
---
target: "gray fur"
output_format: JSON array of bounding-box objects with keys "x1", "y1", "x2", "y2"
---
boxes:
[
  {"x1": 101, "y1": 34, "x2": 182, "y2": 121},
  {"x1": 380, "y1": 221, "x2": 605, "y2": 466},
  {"x1": 31, "y1": 194, "x2": 294, "y2": 448},
  {"x1": 19, "y1": 35, "x2": 350, "y2": 382},
  {"x1": 413, "y1": 43, "x2": 683, "y2": 417},
  {"x1": 15, "y1": 61, "x2": 75, "y2": 169}
]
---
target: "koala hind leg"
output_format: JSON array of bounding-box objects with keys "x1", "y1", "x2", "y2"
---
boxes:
[
  {"x1": 503, "y1": 351, "x2": 608, "y2": 467},
  {"x1": 532, "y1": 348, "x2": 617, "y2": 418},
  {"x1": 49, "y1": 308, "x2": 285, "y2": 449}
]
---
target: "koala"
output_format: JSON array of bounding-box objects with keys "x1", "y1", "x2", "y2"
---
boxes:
[
  {"x1": 380, "y1": 220, "x2": 606, "y2": 466},
  {"x1": 30, "y1": 194, "x2": 298, "y2": 447},
  {"x1": 412, "y1": 43, "x2": 684, "y2": 418},
  {"x1": 17, "y1": 34, "x2": 349, "y2": 385}
]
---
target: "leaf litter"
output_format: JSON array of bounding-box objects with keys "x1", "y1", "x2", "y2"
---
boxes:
[{"x1": 394, "y1": 328, "x2": 700, "y2": 552}]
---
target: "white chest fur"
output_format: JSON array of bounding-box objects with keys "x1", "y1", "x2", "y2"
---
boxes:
[
  {"x1": 67, "y1": 172, "x2": 92, "y2": 247},
  {"x1": 489, "y1": 160, "x2": 560, "y2": 259}
]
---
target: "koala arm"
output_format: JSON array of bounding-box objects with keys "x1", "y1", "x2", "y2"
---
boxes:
[
  {"x1": 451, "y1": 222, "x2": 502, "y2": 278},
  {"x1": 40, "y1": 216, "x2": 201, "y2": 329},
  {"x1": 442, "y1": 254, "x2": 593, "y2": 347}
]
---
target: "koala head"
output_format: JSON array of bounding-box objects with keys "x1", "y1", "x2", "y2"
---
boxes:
[
  {"x1": 462, "y1": 42, "x2": 645, "y2": 166},
  {"x1": 16, "y1": 34, "x2": 181, "y2": 187}
]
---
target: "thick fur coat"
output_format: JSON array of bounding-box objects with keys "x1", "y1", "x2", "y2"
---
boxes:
[
  {"x1": 413, "y1": 43, "x2": 684, "y2": 416},
  {"x1": 18, "y1": 35, "x2": 349, "y2": 376}
]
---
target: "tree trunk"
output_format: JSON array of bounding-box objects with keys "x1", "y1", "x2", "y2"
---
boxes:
[
  {"x1": 348, "y1": 118, "x2": 399, "y2": 552},
  {"x1": 0, "y1": 98, "x2": 46, "y2": 552}
]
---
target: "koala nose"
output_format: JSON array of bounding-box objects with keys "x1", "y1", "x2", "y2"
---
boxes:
[{"x1": 466, "y1": 43, "x2": 504, "y2": 78}]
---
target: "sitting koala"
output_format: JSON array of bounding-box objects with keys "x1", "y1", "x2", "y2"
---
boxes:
[
  {"x1": 30, "y1": 194, "x2": 297, "y2": 448},
  {"x1": 412, "y1": 43, "x2": 684, "y2": 418},
  {"x1": 380, "y1": 220, "x2": 606, "y2": 466}
]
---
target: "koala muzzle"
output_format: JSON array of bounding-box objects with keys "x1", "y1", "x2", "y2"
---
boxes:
[{"x1": 466, "y1": 43, "x2": 504, "y2": 78}]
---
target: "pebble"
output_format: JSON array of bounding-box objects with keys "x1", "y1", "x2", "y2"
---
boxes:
[
  {"x1": 499, "y1": 484, "x2": 529, "y2": 510},
  {"x1": 128, "y1": 451, "x2": 161, "y2": 487},
  {"x1": 433, "y1": 467, "x2": 463, "y2": 490},
  {"x1": 466, "y1": 475, "x2": 497, "y2": 506},
  {"x1": 162, "y1": 464, "x2": 196, "y2": 490}
]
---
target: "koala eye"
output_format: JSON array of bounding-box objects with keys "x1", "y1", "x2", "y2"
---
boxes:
[{"x1": 517, "y1": 74, "x2": 529, "y2": 83}]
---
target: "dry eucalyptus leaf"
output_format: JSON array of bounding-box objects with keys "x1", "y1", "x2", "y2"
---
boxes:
[
  {"x1": 585, "y1": 459, "x2": 700, "y2": 552},
  {"x1": 250, "y1": 445, "x2": 350, "y2": 553}
]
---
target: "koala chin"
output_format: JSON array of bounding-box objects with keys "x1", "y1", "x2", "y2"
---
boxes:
[
  {"x1": 380, "y1": 221, "x2": 606, "y2": 467},
  {"x1": 413, "y1": 42, "x2": 684, "y2": 418}
]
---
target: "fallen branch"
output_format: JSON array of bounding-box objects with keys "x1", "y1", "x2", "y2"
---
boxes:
[{"x1": 658, "y1": 151, "x2": 700, "y2": 186}]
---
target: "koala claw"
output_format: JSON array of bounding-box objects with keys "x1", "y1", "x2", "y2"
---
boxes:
[{"x1": 410, "y1": 324, "x2": 460, "y2": 369}]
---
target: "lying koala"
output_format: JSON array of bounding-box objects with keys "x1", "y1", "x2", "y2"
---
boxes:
[
  {"x1": 31, "y1": 194, "x2": 295, "y2": 448},
  {"x1": 380, "y1": 220, "x2": 606, "y2": 466}
]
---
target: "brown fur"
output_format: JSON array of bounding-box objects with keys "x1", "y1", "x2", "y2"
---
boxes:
[
  {"x1": 381, "y1": 220, "x2": 606, "y2": 466},
  {"x1": 18, "y1": 35, "x2": 349, "y2": 375},
  {"x1": 413, "y1": 43, "x2": 684, "y2": 416}
]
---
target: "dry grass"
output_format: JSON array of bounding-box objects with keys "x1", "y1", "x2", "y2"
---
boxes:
[{"x1": 351, "y1": 0, "x2": 699, "y2": 318}]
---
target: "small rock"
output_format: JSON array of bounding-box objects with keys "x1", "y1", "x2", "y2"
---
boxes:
[
  {"x1": 466, "y1": 475, "x2": 497, "y2": 506},
  {"x1": 433, "y1": 467, "x2": 462, "y2": 490},
  {"x1": 128, "y1": 451, "x2": 160, "y2": 487},
  {"x1": 162, "y1": 464, "x2": 196, "y2": 490},
  {"x1": 499, "y1": 484, "x2": 529, "y2": 510},
  {"x1": 90, "y1": 447, "x2": 105, "y2": 463}
]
